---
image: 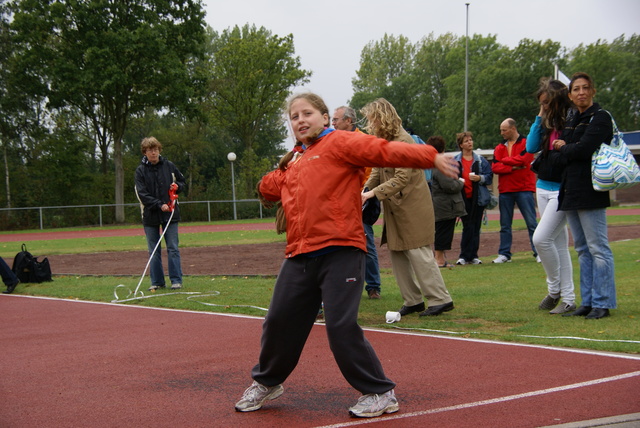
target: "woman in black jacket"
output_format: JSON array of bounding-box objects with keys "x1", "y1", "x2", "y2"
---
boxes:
[
  {"x1": 553, "y1": 72, "x2": 615, "y2": 319},
  {"x1": 134, "y1": 137, "x2": 186, "y2": 291}
]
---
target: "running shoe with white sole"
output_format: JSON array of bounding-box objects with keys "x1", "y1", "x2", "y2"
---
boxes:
[
  {"x1": 349, "y1": 389, "x2": 399, "y2": 418},
  {"x1": 235, "y1": 381, "x2": 284, "y2": 412},
  {"x1": 492, "y1": 255, "x2": 511, "y2": 264}
]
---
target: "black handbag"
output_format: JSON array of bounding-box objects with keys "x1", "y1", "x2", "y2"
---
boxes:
[
  {"x1": 362, "y1": 187, "x2": 381, "y2": 226},
  {"x1": 531, "y1": 150, "x2": 567, "y2": 183}
]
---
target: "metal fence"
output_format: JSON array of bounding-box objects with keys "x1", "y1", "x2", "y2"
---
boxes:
[{"x1": 0, "y1": 199, "x2": 277, "y2": 231}]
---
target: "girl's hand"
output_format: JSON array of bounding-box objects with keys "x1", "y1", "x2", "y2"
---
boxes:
[
  {"x1": 434, "y1": 154, "x2": 459, "y2": 179},
  {"x1": 553, "y1": 139, "x2": 566, "y2": 150}
]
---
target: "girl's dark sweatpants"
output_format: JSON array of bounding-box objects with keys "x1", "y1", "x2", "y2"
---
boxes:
[{"x1": 251, "y1": 247, "x2": 395, "y2": 394}]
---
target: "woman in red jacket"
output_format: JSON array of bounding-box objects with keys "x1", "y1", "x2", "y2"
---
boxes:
[{"x1": 235, "y1": 92, "x2": 458, "y2": 418}]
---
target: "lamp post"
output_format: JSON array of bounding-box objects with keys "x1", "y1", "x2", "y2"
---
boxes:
[
  {"x1": 464, "y1": 2, "x2": 470, "y2": 132},
  {"x1": 227, "y1": 152, "x2": 237, "y2": 220}
]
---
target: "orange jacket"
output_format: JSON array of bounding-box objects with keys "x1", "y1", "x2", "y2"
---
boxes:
[{"x1": 259, "y1": 130, "x2": 439, "y2": 258}]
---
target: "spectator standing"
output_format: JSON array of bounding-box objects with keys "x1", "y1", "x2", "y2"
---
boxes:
[
  {"x1": 453, "y1": 132, "x2": 493, "y2": 265},
  {"x1": 492, "y1": 119, "x2": 538, "y2": 263},
  {"x1": 427, "y1": 136, "x2": 466, "y2": 268},
  {"x1": 362, "y1": 98, "x2": 454, "y2": 318},
  {"x1": 526, "y1": 78, "x2": 576, "y2": 314},
  {"x1": 553, "y1": 72, "x2": 616, "y2": 320},
  {"x1": 332, "y1": 106, "x2": 382, "y2": 299},
  {"x1": 1, "y1": 256, "x2": 20, "y2": 294},
  {"x1": 235, "y1": 92, "x2": 459, "y2": 418},
  {"x1": 134, "y1": 137, "x2": 186, "y2": 291}
]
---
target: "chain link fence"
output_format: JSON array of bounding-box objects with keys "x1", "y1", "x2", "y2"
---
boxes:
[{"x1": 0, "y1": 199, "x2": 276, "y2": 231}]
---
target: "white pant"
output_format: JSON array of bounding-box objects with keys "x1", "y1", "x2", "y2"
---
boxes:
[{"x1": 532, "y1": 188, "x2": 575, "y2": 303}]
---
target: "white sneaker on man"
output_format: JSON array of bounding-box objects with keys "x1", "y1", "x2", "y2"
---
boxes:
[
  {"x1": 492, "y1": 255, "x2": 511, "y2": 264},
  {"x1": 455, "y1": 258, "x2": 467, "y2": 265},
  {"x1": 470, "y1": 258, "x2": 482, "y2": 264}
]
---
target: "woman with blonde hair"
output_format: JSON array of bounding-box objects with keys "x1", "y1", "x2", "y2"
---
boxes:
[{"x1": 361, "y1": 98, "x2": 454, "y2": 318}]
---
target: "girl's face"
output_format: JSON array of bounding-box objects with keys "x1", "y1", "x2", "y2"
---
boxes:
[
  {"x1": 289, "y1": 98, "x2": 329, "y2": 144},
  {"x1": 538, "y1": 92, "x2": 550, "y2": 112},
  {"x1": 569, "y1": 78, "x2": 595, "y2": 112}
]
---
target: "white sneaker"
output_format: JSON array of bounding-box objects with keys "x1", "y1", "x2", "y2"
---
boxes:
[
  {"x1": 492, "y1": 255, "x2": 511, "y2": 264},
  {"x1": 470, "y1": 258, "x2": 482, "y2": 264},
  {"x1": 455, "y1": 258, "x2": 467, "y2": 265},
  {"x1": 235, "y1": 381, "x2": 284, "y2": 412},
  {"x1": 536, "y1": 255, "x2": 542, "y2": 263},
  {"x1": 349, "y1": 389, "x2": 399, "y2": 418}
]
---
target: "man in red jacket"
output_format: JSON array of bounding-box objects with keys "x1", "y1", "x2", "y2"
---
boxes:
[{"x1": 491, "y1": 118, "x2": 538, "y2": 263}]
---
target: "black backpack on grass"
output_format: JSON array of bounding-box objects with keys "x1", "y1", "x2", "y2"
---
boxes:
[{"x1": 12, "y1": 243, "x2": 53, "y2": 283}]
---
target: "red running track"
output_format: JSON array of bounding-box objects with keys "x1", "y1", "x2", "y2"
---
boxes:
[{"x1": 1, "y1": 295, "x2": 639, "y2": 427}]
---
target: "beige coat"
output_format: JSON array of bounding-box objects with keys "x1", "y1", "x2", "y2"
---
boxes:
[{"x1": 365, "y1": 129, "x2": 435, "y2": 251}]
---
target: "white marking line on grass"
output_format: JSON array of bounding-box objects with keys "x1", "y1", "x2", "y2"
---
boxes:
[
  {"x1": 6, "y1": 294, "x2": 640, "y2": 362},
  {"x1": 315, "y1": 370, "x2": 640, "y2": 428}
]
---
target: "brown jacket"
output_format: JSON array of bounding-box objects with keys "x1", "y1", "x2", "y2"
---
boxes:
[{"x1": 365, "y1": 129, "x2": 435, "y2": 251}]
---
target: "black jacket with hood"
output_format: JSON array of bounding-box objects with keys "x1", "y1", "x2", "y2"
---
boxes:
[{"x1": 134, "y1": 155, "x2": 186, "y2": 226}]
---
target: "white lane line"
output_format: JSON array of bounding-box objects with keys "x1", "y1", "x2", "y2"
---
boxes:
[{"x1": 315, "y1": 370, "x2": 640, "y2": 428}]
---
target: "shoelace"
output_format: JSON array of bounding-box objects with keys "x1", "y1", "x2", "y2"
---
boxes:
[{"x1": 243, "y1": 383, "x2": 268, "y2": 400}]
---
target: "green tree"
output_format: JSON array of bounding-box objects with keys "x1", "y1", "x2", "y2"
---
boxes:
[
  {"x1": 409, "y1": 33, "x2": 459, "y2": 139},
  {"x1": 351, "y1": 34, "x2": 415, "y2": 116},
  {"x1": 568, "y1": 35, "x2": 640, "y2": 130},
  {"x1": 9, "y1": 0, "x2": 207, "y2": 222},
  {"x1": 203, "y1": 24, "x2": 311, "y2": 196}
]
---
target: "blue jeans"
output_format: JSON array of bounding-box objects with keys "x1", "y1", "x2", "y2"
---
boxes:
[
  {"x1": 144, "y1": 222, "x2": 183, "y2": 286},
  {"x1": 498, "y1": 191, "x2": 538, "y2": 259},
  {"x1": 565, "y1": 209, "x2": 616, "y2": 309},
  {"x1": 0, "y1": 256, "x2": 19, "y2": 287},
  {"x1": 363, "y1": 223, "x2": 381, "y2": 293}
]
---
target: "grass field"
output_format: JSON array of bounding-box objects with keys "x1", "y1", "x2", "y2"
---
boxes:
[{"x1": 2, "y1": 214, "x2": 639, "y2": 355}]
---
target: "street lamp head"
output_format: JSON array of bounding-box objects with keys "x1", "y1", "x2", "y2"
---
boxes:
[{"x1": 227, "y1": 152, "x2": 237, "y2": 162}]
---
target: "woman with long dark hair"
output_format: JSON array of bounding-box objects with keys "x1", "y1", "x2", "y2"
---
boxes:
[
  {"x1": 552, "y1": 72, "x2": 616, "y2": 319},
  {"x1": 526, "y1": 78, "x2": 576, "y2": 314}
]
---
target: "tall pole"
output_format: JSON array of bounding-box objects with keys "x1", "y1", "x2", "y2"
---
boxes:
[
  {"x1": 227, "y1": 152, "x2": 237, "y2": 220},
  {"x1": 464, "y1": 3, "x2": 470, "y2": 132}
]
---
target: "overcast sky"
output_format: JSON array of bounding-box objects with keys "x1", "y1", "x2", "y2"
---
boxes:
[{"x1": 203, "y1": 0, "x2": 639, "y2": 140}]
